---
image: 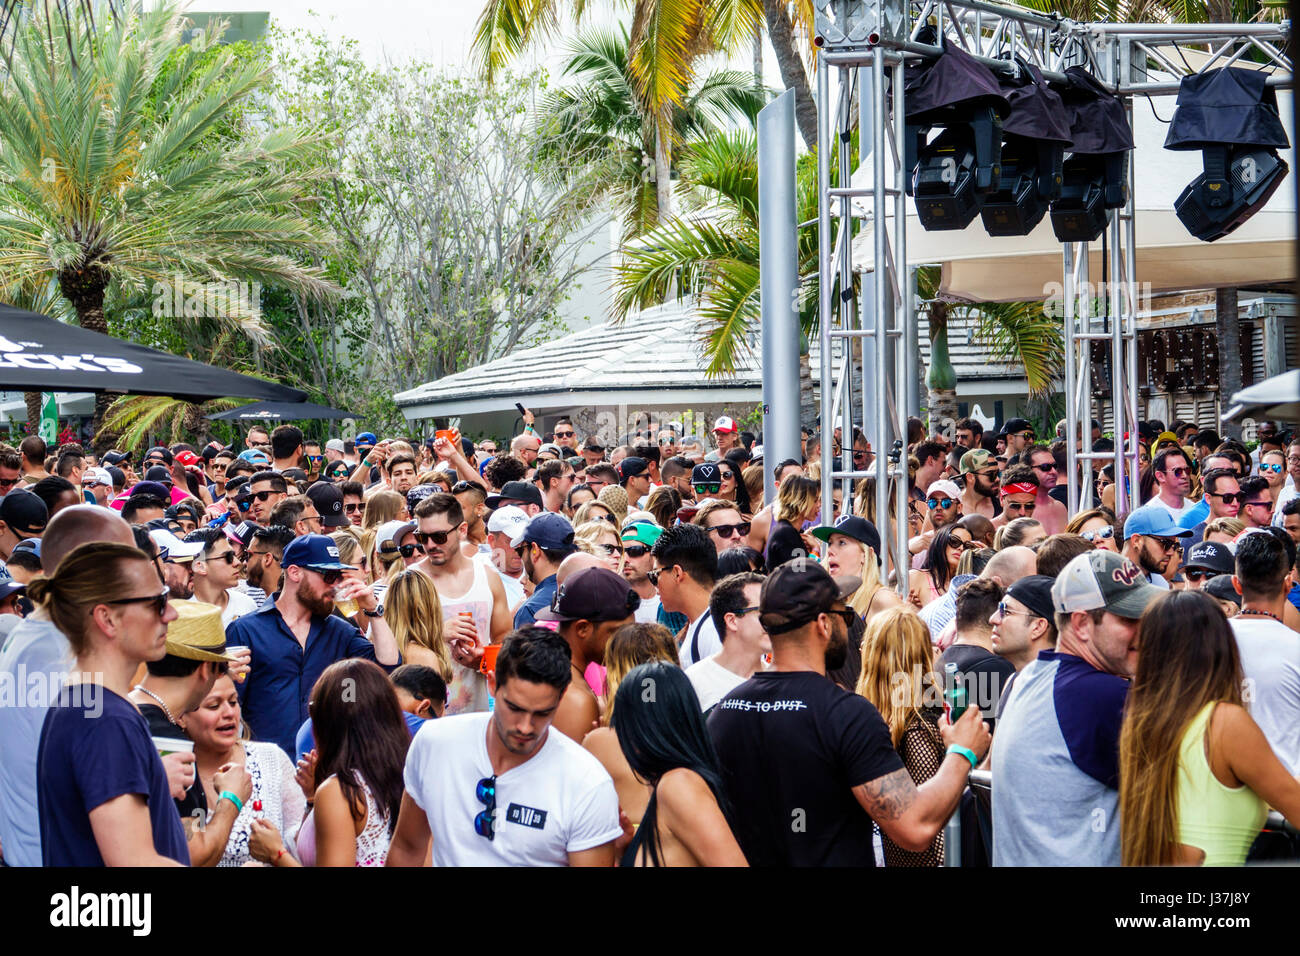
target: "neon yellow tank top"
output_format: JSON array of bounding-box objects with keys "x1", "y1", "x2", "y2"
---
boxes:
[{"x1": 1176, "y1": 702, "x2": 1267, "y2": 866}]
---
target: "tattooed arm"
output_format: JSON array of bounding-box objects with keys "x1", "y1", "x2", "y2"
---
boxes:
[{"x1": 852, "y1": 705, "x2": 989, "y2": 853}]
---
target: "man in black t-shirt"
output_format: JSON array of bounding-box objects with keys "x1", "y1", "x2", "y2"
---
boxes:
[
  {"x1": 937, "y1": 578, "x2": 1015, "y2": 731},
  {"x1": 708, "y1": 562, "x2": 990, "y2": 866}
]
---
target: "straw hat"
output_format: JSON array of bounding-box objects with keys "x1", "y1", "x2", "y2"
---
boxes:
[
  {"x1": 598, "y1": 484, "x2": 629, "y2": 523},
  {"x1": 165, "y1": 601, "x2": 239, "y2": 662}
]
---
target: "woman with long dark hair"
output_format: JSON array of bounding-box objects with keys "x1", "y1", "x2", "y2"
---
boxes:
[
  {"x1": 611, "y1": 662, "x2": 747, "y2": 867},
  {"x1": 908, "y1": 525, "x2": 973, "y2": 609},
  {"x1": 1119, "y1": 590, "x2": 1300, "y2": 866},
  {"x1": 250, "y1": 659, "x2": 410, "y2": 866},
  {"x1": 715, "y1": 460, "x2": 752, "y2": 517}
]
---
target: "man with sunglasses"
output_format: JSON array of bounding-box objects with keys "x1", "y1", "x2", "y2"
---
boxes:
[
  {"x1": 1000, "y1": 417, "x2": 1036, "y2": 458},
  {"x1": 620, "y1": 521, "x2": 663, "y2": 624},
  {"x1": 339, "y1": 480, "x2": 366, "y2": 528},
  {"x1": 1237, "y1": 475, "x2": 1276, "y2": 531},
  {"x1": 231, "y1": 534, "x2": 399, "y2": 757},
  {"x1": 958, "y1": 448, "x2": 1000, "y2": 521},
  {"x1": 1121, "y1": 509, "x2": 1192, "y2": 590},
  {"x1": 1024, "y1": 445, "x2": 1068, "y2": 534},
  {"x1": 185, "y1": 527, "x2": 258, "y2": 628},
  {"x1": 1181, "y1": 540, "x2": 1235, "y2": 591},
  {"x1": 0, "y1": 448, "x2": 23, "y2": 503},
  {"x1": 387, "y1": 627, "x2": 621, "y2": 867},
  {"x1": 243, "y1": 524, "x2": 294, "y2": 606},
  {"x1": 301, "y1": 440, "x2": 325, "y2": 483},
  {"x1": 991, "y1": 465, "x2": 1039, "y2": 529},
  {"x1": 537, "y1": 567, "x2": 639, "y2": 743},
  {"x1": 245, "y1": 426, "x2": 272, "y2": 457},
  {"x1": 651, "y1": 524, "x2": 720, "y2": 668},
  {"x1": 1181, "y1": 467, "x2": 1239, "y2": 552},
  {"x1": 1139, "y1": 448, "x2": 1196, "y2": 526},
  {"x1": 537, "y1": 459, "x2": 574, "y2": 514},
  {"x1": 989, "y1": 575, "x2": 1057, "y2": 673},
  {"x1": 552, "y1": 418, "x2": 580, "y2": 453},
  {"x1": 692, "y1": 499, "x2": 750, "y2": 556},
  {"x1": 246, "y1": 471, "x2": 289, "y2": 525},
  {"x1": 713, "y1": 416, "x2": 741, "y2": 456},
  {"x1": 617, "y1": 456, "x2": 652, "y2": 507}
]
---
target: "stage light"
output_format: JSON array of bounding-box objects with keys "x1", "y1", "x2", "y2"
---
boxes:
[
  {"x1": 1165, "y1": 67, "x2": 1290, "y2": 242},
  {"x1": 981, "y1": 59, "x2": 1072, "y2": 237},
  {"x1": 1049, "y1": 66, "x2": 1134, "y2": 243},
  {"x1": 903, "y1": 30, "x2": 1009, "y2": 232}
]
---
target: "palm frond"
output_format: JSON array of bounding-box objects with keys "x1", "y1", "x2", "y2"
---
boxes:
[
  {"x1": 472, "y1": 0, "x2": 560, "y2": 82},
  {"x1": 968, "y1": 302, "x2": 1066, "y2": 397}
]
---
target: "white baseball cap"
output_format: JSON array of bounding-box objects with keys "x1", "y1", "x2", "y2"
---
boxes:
[
  {"x1": 148, "y1": 528, "x2": 204, "y2": 563},
  {"x1": 376, "y1": 519, "x2": 417, "y2": 551},
  {"x1": 325, "y1": 439, "x2": 345, "y2": 453},
  {"x1": 714, "y1": 416, "x2": 738, "y2": 433},
  {"x1": 82, "y1": 466, "x2": 113, "y2": 488},
  {"x1": 926, "y1": 479, "x2": 962, "y2": 500},
  {"x1": 486, "y1": 505, "x2": 531, "y2": 545}
]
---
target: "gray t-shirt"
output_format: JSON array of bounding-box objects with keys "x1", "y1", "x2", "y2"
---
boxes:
[{"x1": 0, "y1": 616, "x2": 71, "y2": 866}]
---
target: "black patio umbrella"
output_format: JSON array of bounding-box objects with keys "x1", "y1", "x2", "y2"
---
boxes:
[
  {"x1": 0, "y1": 303, "x2": 305, "y2": 402},
  {"x1": 207, "y1": 400, "x2": 355, "y2": 422}
]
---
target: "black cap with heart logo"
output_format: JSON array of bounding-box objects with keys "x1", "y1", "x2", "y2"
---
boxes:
[{"x1": 306, "y1": 481, "x2": 348, "y2": 528}]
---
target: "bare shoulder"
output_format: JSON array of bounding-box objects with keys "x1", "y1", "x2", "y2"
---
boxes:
[
  {"x1": 873, "y1": 587, "x2": 904, "y2": 610},
  {"x1": 656, "y1": 767, "x2": 715, "y2": 808},
  {"x1": 582, "y1": 726, "x2": 616, "y2": 754}
]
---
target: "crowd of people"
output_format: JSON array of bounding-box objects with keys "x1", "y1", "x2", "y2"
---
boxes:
[{"x1": 0, "y1": 407, "x2": 1298, "y2": 867}]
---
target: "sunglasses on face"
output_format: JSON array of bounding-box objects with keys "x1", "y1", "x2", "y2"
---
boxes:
[
  {"x1": 1004, "y1": 502, "x2": 1036, "y2": 513},
  {"x1": 1033, "y1": 463, "x2": 1056, "y2": 473},
  {"x1": 306, "y1": 455, "x2": 324, "y2": 465},
  {"x1": 976, "y1": 470, "x2": 1000, "y2": 481},
  {"x1": 415, "y1": 529, "x2": 454, "y2": 546},
  {"x1": 597, "y1": 543, "x2": 624, "y2": 556},
  {"x1": 1184, "y1": 569, "x2": 1218, "y2": 583},
  {"x1": 1015, "y1": 431, "x2": 1035, "y2": 441},
  {"x1": 313, "y1": 569, "x2": 344, "y2": 586},
  {"x1": 1080, "y1": 526, "x2": 1115, "y2": 542},
  {"x1": 996, "y1": 601, "x2": 1036, "y2": 620},
  {"x1": 647, "y1": 568, "x2": 666, "y2": 587},
  {"x1": 203, "y1": 551, "x2": 240, "y2": 565},
  {"x1": 555, "y1": 430, "x2": 575, "y2": 438},
  {"x1": 1208, "y1": 492, "x2": 1240, "y2": 504},
  {"x1": 694, "y1": 482, "x2": 721, "y2": 496},
  {"x1": 1148, "y1": 536, "x2": 1181, "y2": 552},
  {"x1": 0, "y1": 477, "x2": 17, "y2": 489},
  {"x1": 236, "y1": 498, "x2": 253, "y2": 512},
  {"x1": 105, "y1": 586, "x2": 171, "y2": 617},
  {"x1": 927, "y1": 498, "x2": 955, "y2": 510},
  {"x1": 623, "y1": 543, "x2": 650, "y2": 558},
  {"x1": 251, "y1": 490, "x2": 279, "y2": 502},
  {"x1": 344, "y1": 503, "x2": 364, "y2": 514},
  {"x1": 1261, "y1": 463, "x2": 1284, "y2": 474},
  {"x1": 1164, "y1": 467, "x2": 1190, "y2": 478},
  {"x1": 708, "y1": 522, "x2": 751, "y2": 539},
  {"x1": 382, "y1": 543, "x2": 420, "y2": 559},
  {"x1": 1244, "y1": 500, "x2": 1272, "y2": 510},
  {"x1": 852, "y1": 450, "x2": 870, "y2": 460},
  {"x1": 828, "y1": 606, "x2": 857, "y2": 628},
  {"x1": 475, "y1": 776, "x2": 496, "y2": 841},
  {"x1": 948, "y1": 537, "x2": 974, "y2": 550}
]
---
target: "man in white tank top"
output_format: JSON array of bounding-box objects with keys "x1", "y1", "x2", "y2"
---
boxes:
[{"x1": 411, "y1": 493, "x2": 513, "y2": 714}]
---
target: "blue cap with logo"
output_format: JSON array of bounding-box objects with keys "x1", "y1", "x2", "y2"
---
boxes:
[
  {"x1": 280, "y1": 533, "x2": 356, "y2": 571},
  {"x1": 1123, "y1": 507, "x2": 1194, "y2": 539},
  {"x1": 355, "y1": 432, "x2": 378, "y2": 449},
  {"x1": 514, "y1": 512, "x2": 576, "y2": 551}
]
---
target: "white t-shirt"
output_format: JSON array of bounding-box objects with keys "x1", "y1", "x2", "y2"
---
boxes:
[
  {"x1": 685, "y1": 656, "x2": 747, "y2": 711},
  {"x1": 1231, "y1": 616, "x2": 1300, "y2": 774},
  {"x1": 403, "y1": 712, "x2": 622, "y2": 866},
  {"x1": 1143, "y1": 496, "x2": 1197, "y2": 525},
  {"x1": 677, "y1": 609, "x2": 722, "y2": 668},
  {"x1": 200, "y1": 588, "x2": 257, "y2": 629},
  {"x1": 474, "y1": 551, "x2": 526, "y2": 610},
  {"x1": 633, "y1": 593, "x2": 661, "y2": 625}
]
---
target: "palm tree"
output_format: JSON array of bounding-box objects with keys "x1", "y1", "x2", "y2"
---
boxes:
[
  {"x1": 536, "y1": 25, "x2": 767, "y2": 241},
  {"x1": 614, "y1": 130, "x2": 1065, "y2": 424},
  {"x1": 0, "y1": 1, "x2": 336, "y2": 446},
  {"x1": 475, "y1": 0, "x2": 770, "y2": 221}
]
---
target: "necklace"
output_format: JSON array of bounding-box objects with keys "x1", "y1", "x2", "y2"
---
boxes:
[
  {"x1": 1239, "y1": 608, "x2": 1285, "y2": 624},
  {"x1": 134, "y1": 684, "x2": 180, "y2": 727}
]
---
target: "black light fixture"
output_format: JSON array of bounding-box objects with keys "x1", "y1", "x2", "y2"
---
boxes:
[
  {"x1": 981, "y1": 58, "x2": 1073, "y2": 236},
  {"x1": 1050, "y1": 67, "x2": 1134, "y2": 242},
  {"x1": 902, "y1": 29, "x2": 1010, "y2": 231},
  {"x1": 1165, "y1": 67, "x2": 1290, "y2": 242}
]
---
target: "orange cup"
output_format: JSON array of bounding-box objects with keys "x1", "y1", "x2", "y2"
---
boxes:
[{"x1": 479, "y1": 643, "x2": 501, "y2": 676}]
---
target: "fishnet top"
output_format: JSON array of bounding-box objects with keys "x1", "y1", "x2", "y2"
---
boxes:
[{"x1": 881, "y1": 711, "x2": 946, "y2": 867}]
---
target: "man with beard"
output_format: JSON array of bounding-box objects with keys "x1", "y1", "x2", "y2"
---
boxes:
[
  {"x1": 513, "y1": 512, "x2": 579, "y2": 628},
  {"x1": 386, "y1": 626, "x2": 621, "y2": 866},
  {"x1": 1026, "y1": 445, "x2": 1068, "y2": 534},
  {"x1": 959, "y1": 449, "x2": 1000, "y2": 520},
  {"x1": 1140, "y1": 448, "x2": 1197, "y2": 524},
  {"x1": 621, "y1": 521, "x2": 663, "y2": 623},
  {"x1": 708, "y1": 562, "x2": 989, "y2": 866},
  {"x1": 242, "y1": 524, "x2": 294, "y2": 605},
  {"x1": 148, "y1": 528, "x2": 201, "y2": 599},
  {"x1": 909, "y1": 479, "x2": 963, "y2": 567},
  {"x1": 230, "y1": 534, "x2": 399, "y2": 757},
  {"x1": 1121, "y1": 509, "x2": 1192, "y2": 589}
]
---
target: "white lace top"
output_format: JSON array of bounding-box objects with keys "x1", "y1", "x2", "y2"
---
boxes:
[
  {"x1": 296, "y1": 771, "x2": 392, "y2": 867},
  {"x1": 210, "y1": 741, "x2": 307, "y2": 868}
]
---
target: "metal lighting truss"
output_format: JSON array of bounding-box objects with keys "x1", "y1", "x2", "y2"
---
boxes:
[{"x1": 811, "y1": 0, "x2": 1291, "y2": 589}]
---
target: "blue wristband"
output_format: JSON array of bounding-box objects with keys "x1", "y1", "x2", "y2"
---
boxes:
[
  {"x1": 947, "y1": 744, "x2": 978, "y2": 770},
  {"x1": 218, "y1": 790, "x2": 244, "y2": 814}
]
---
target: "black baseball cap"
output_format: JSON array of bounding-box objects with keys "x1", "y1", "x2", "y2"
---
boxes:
[
  {"x1": 582, "y1": 438, "x2": 605, "y2": 453},
  {"x1": 143, "y1": 446, "x2": 174, "y2": 465},
  {"x1": 101, "y1": 451, "x2": 130, "y2": 467},
  {"x1": 1184, "y1": 541, "x2": 1234, "y2": 576},
  {"x1": 306, "y1": 482, "x2": 348, "y2": 528},
  {"x1": 130, "y1": 480, "x2": 171, "y2": 501},
  {"x1": 692, "y1": 463, "x2": 722, "y2": 485},
  {"x1": 0, "y1": 491, "x2": 47, "y2": 538},
  {"x1": 618, "y1": 457, "x2": 649, "y2": 484},
  {"x1": 1205, "y1": 573, "x2": 1242, "y2": 606},
  {"x1": 144, "y1": 465, "x2": 173, "y2": 485},
  {"x1": 1004, "y1": 574, "x2": 1056, "y2": 622},
  {"x1": 536, "y1": 566, "x2": 640, "y2": 623},
  {"x1": 810, "y1": 514, "x2": 881, "y2": 556},
  {"x1": 760, "y1": 562, "x2": 851, "y2": 635},
  {"x1": 485, "y1": 481, "x2": 543, "y2": 510},
  {"x1": 1000, "y1": 417, "x2": 1034, "y2": 437}
]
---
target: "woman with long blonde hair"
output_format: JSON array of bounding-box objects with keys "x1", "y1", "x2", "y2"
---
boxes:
[
  {"x1": 574, "y1": 520, "x2": 624, "y2": 575},
  {"x1": 362, "y1": 490, "x2": 406, "y2": 531},
  {"x1": 811, "y1": 516, "x2": 902, "y2": 622},
  {"x1": 1119, "y1": 590, "x2": 1300, "y2": 866},
  {"x1": 582, "y1": 623, "x2": 680, "y2": 826},
  {"x1": 856, "y1": 606, "x2": 945, "y2": 866},
  {"x1": 383, "y1": 569, "x2": 454, "y2": 683}
]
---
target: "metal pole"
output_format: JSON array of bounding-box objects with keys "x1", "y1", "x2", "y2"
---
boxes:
[
  {"x1": 860, "y1": 64, "x2": 880, "y2": 482},
  {"x1": 872, "y1": 49, "x2": 892, "y2": 582},
  {"x1": 818, "y1": 54, "x2": 835, "y2": 531},
  {"x1": 892, "y1": 55, "x2": 910, "y2": 596},
  {"x1": 1122, "y1": 48, "x2": 1142, "y2": 514},
  {"x1": 905, "y1": 265, "x2": 920, "y2": 420},
  {"x1": 838, "y1": 67, "x2": 857, "y2": 516},
  {"x1": 1063, "y1": 243, "x2": 1078, "y2": 515},
  {"x1": 759, "y1": 90, "x2": 801, "y2": 508}
]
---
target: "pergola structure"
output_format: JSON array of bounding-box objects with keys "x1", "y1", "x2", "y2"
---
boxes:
[{"x1": 797, "y1": 0, "x2": 1293, "y2": 588}]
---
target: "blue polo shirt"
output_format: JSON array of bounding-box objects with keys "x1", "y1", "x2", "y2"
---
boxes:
[
  {"x1": 514, "y1": 574, "x2": 558, "y2": 628},
  {"x1": 230, "y1": 598, "x2": 386, "y2": 757}
]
